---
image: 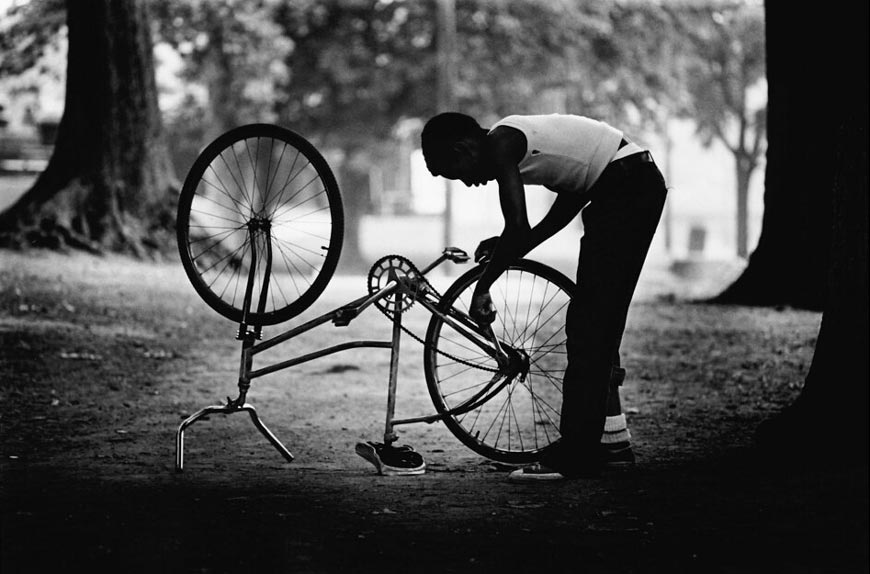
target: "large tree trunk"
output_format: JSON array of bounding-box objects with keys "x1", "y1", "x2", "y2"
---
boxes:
[
  {"x1": 755, "y1": 2, "x2": 868, "y2": 460},
  {"x1": 0, "y1": 0, "x2": 176, "y2": 257},
  {"x1": 713, "y1": 2, "x2": 841, "y2": 310}
]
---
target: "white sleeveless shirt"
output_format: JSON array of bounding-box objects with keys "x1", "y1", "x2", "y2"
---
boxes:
[{"x1": 489, "y1": 114, "x2": 623, "y2": 194}]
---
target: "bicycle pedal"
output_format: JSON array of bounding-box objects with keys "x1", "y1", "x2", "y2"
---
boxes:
[
  {"x1": 355, "y1": 441, "x2": 426, "y2": 476},
  {"x1": 332, "y1": 306, "x2": 358, "y2": 326}
]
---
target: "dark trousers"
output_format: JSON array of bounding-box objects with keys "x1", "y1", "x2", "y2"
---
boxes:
[{"x1": 559, "y1": 153, "x2": 667, "y2": 460}]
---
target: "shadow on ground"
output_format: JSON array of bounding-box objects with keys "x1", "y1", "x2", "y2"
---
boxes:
[{"x1": 1, "y1": 251, "x2": 867, "y2": 573}]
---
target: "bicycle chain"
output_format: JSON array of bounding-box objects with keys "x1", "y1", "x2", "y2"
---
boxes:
[{"x1": 366, "y1": 255, "x2": 500, "y2": 374}]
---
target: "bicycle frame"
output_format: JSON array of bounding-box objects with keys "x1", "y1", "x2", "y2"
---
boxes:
[{"x1": 175, "y1": 245, "x2": 517, "y2": 471}]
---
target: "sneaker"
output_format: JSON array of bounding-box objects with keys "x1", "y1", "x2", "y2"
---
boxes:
[
  {"x1": 601, "y1": 441, "x2": 635, "y2": 467},
  {"x1": 355, "y1": 441, "x2": 425, "y2": 476},
  {"x1": 508, "y1": 463, "x2": 565, "y2": 482},
  {"x1": 534, "y1": 442, "x2": 604, "y2": 479}
]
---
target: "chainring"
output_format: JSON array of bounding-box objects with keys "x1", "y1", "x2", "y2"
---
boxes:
[{"x1": 367, "y1": 254, "x2": 423, "y2": 315}]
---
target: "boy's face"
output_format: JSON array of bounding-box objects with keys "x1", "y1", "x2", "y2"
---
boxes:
[{"x1": 429, "y1": 137, "x2": 491, "y2": 188}]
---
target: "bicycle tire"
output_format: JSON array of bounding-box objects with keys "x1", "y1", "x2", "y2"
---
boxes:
[
  {"x1": 423, "y1": 259, "x2": 574, "y2": 464},
  {"x1": 177, "y1": 124, "x2": 343, "y2": 326}
]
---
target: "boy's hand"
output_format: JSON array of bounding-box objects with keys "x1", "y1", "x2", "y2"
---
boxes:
[
  {"x1": 474, "y1": 236, "x2": 500, "y2": 263},
  {"x1": 470, "y1": 290, "x2": 497, "y2": 326}
]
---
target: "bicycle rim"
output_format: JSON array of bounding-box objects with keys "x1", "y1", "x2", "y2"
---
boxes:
[
  {"x1": 424, "y1": 260, "x2": 573, "y2": 463},
  {"x1": 177, "y1": 124, "x2": 343, "y2": 326}
]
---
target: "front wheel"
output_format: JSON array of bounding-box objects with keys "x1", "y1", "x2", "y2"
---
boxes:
[
  {"x1": 423, "y1": 260, "x2": 574, "y2": 464},
  {"x1": 176, "y1": 124, "x2": 344, "y2": 325}
]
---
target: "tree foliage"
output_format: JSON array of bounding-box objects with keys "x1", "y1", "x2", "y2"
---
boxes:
[
  {"x1": 2, "y1": 0, "x2": 768, "y2": 265},
  {"x1": 3, "y1": 0, "x2": 765, "y2": 157},
  {"x1": 152, "y1": 0, "x2": 292, "y2": 133},
  {"x1": 0, "y1": 0, "x2": 65, "y2": 77},
  {"x1": 270, "y1": 0, "x2": 434, "y2": 147},
  {"x1": 671, "y1": 3, "x2": 766, "y2": 147},
  {"x1": 668, "y1": 2, "x2": 767, "y2": 258}
]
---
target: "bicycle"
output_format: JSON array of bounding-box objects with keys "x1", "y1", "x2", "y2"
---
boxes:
[{"x1": 175, "y1": 124, "x2": 574, "y2": 474}]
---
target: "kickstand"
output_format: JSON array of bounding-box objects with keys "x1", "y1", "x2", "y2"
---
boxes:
[{"x1": 175, "y1": 401, "x2": 294, "y2": 471}]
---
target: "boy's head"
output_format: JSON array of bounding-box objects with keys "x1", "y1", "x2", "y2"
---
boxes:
[{"x1": 421, "y1": 112, "x2": 490, "y2": 187}]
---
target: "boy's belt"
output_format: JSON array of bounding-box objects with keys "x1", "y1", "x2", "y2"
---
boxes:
[{"x1": 606, "y1": 150, "x2": 654, "y2": 174}]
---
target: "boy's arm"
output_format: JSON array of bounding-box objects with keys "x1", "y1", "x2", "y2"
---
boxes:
[
  {"x1": 474, "y1": 131, "x2": 531, "y2": 294},
  {"x1": 522, "y1": 192, "x2": 587, "y2": 256},
  {"x1": 474, "y1": 168, "x2": 530, "y2": 291},
  {"x1": 475, "y1": 193, "x2": 587, "y2": 263}
]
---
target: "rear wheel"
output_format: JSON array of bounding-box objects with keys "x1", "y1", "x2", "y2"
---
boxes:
[
  {"x1": 423, "y1": 260, "x2": 573, "y2": 463},
  {"x1": 177, "y1": 124, "x2": 343, "y2": 325}
]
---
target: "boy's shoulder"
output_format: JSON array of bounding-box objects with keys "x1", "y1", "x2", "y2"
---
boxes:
[{"x1": 487, "y1": 124, "x2": 527, "y2": 164}]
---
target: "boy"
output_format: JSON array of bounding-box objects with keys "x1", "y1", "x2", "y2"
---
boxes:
[{"x1": 421, "y1": 112, "x2": 667, "y2": 481}]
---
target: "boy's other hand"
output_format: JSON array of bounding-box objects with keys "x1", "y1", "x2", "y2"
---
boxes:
[
  {"x1": 474, "y1": 236, "x2": 500, "y2": 263},
  {"x1": 470, "y1": 291, "x2": 497, "y2": 326}
]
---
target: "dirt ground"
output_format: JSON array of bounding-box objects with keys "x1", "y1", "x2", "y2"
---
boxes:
[{"x1": 1, "y1": 250, "x2": 867, "y2": 573}]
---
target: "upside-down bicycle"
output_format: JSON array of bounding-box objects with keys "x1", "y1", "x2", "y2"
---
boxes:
[{"x1": 174, "y1": 124, "x2": 574, "y2": 474}]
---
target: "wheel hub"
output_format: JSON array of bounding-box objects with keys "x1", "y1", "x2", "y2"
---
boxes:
[
  {"x1": 247, "y1": 216, "x2": 271, "y2": 232},
  {"x1": 506, "y1": 347, "x2": 531, "y2": 381}
]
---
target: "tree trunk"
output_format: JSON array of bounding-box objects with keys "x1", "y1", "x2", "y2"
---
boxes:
[
  {"x1": 0, "y1": 0, "x2": 176, "y2": 257},
  {"x1": 735, "y1": 155, "x2": 752, "y2": 259},
  {"x1": 713, "y1": 2, "x2": 841, "y2": 310},
  {"x1": 755, "y1": 1, "x2": 868, "y2": 460},
  {"x1": 203, "y1": 4, "x2": 237, "y2": 142},
  {"x1": 335, "y1": 148, "x2": 370, "y2": 274}
]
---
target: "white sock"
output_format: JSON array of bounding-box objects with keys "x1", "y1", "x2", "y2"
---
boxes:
[{"x1": 601, "y1": 414, "x2": 631, "y2": 444}]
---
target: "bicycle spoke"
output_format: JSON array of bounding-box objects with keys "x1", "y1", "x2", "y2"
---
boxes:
[
  {"x1": 208, "y1": 235, "x2": 251, "y2": 295},
  {"x1": 521, "y1": 299, "x2": 570, "y2": 351},
  {"x1": 273, "y1": 235, "x2": 328, "y2": 259},
  {"x1": 524, "y1": 317, "x2": 568, "y2": 363},
  {"x1": 519, "y1": 373, "x2": 562, "y2": 416},
  {"x1": 272, "y1": 236, "x2": 322, "y2": 273},
  {"x1": 272, "y1": 187, "x2": 328, "y2": 222},
  {"x1": 261, "y1": 137, "x2": 276, "y2": 205},
  {"x1": 439, "y1": 377, "x2": 492, "y2": 401},
  {"x1": 264, "y1": 140, "x2": 288, "y2": 202},
  {"x1": 243, "y1": 138, "x2": 263, "y2": 208},
  {"x1": 511, "y1": 270, "x2": 523, "y2": 344},
  {"x1": 267, "y1": 156, "x2": 310, "y2": 218},
  {"x1": 270, "y1": 223, "x2": 331, "y2": 242},
  {"x1": 274, "y1": 173, "x2": 323, "y2": 212},
  {"x1": 268, "y1": 262, "x2": 293, "y2": 309},
  {"x1": 515, "y1": 284, "x2": 564, "y2": 347},
  {"x1": 438, "y1": 333, "x2": 493, "y2": 362},
  {"x1": 188, "y1": 224, "x2": 244, "y2": 248},
  {"x1": 223, "y1": 146, "x2": 255, "y2": 212},
  {"x1": 272, "y1": 238, "x2": 311, "y2": 294},
  {"x1": 524, "y1": 374, "x2": 559, "y2": 446},
  {"x1": 198, "y1": 174, "x2": 251, "y2": 219}
]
